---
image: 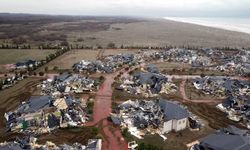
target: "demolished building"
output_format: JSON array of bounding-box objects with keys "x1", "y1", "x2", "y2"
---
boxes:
[
  {"x1": 73, "y1": 53, "x2": 142, "y2": 74},
  {"x1": 193, "y1": 76, "x2": 250, "y2": 126},
  {"x1": 111, "y1": 99, "x2": 189, "y2": 139},
  {"x1": 117, "y1": 69, "x2": 177, "y2": 97},
  {"x1": 5, "y1": 95, "x2": 89, "y2": 134},
  {"x1": 0, "y1": 136, "x2": 102, "y2": 150},
  {"x1": 40, "y1": 72, "x2": 97, "y2": 95}
]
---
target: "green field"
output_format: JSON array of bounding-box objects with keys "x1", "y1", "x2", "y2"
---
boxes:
[{"x1": 0, "y1": 49, "x2": 56, "y2": 64}]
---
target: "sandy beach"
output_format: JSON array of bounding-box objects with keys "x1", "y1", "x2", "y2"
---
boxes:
[{"x1": 164, "y1": 17, "x2": 250, "y2": 34}]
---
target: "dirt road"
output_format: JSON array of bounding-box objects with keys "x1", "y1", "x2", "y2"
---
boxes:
[
  {"x1": 179, "y1": 79, "x2": 223, "y2": 104},
  {"x1": 86, "y1": 71, "x2": 128, "y2": 150}
]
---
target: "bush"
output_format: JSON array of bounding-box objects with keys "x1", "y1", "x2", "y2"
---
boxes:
[
  {"x1": 0, "y1": 80, "x2": 3, "y2": 90},
  {"x1": 107, "y1": 42, "x2": 116, "y2": 48},
  {"x1": 39, "y1": 72, "x2": 44, "y2": 76},
  {"x1": 44, "y1": 66, "x2": 48, "y2": 72},
  {"x1": 99, "y1": 76, "x2": 105, "y2": 81},
  {"x1": 200, "y1": 73, "x2": 205, "y2": 78},
  {"x1": 53, "y1": 66, "x2": 59, "y2": 71},
  {"x1": 138, "y1": 143, "x2": 162, "y2": 150},
  {"x1": 91, "y1": 127, "x2": 99, "y2": 136}
]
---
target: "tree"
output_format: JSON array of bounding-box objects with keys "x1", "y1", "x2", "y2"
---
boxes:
[
  {"x1": 53, "y1": 66, "x2": 59, "y2": 71},
  {"x1": 91, "y1": 127, "x2": 99, "y2": 136},
  {"x1": 138, "y1": 143, "x2": 145, "y2": 150},
  {"x1": 121, "y1": 128, "x2": 129, "y2": 138},
  {"x1": 39, "y1": 72, "x2": 44, "y2": 76},
  {"x1": 200, "y1": 73, "x2": 205, "y2": 78},
  {"x1": 44, "y1": 66, "x2": 49, "y2": 72},
  {"x1": 0, "y1": 79, "x2": 3, "y2": 90},
  {"x1": 99, "y1": 76, "x2": 105, "y2": 81},
  {"x1": 61, "y1": 41, "x2": 69, "y2": 47},
  {"x1": 107, "y1": 42, "x2": 116, "y2": 49},
  {"x1": 46, "y1": 56, "x2": 50, "y2": 62}
]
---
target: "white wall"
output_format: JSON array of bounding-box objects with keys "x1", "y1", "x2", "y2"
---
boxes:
[
  {"x1": 162, "y1": 120, "x2": 173, "y2": 133},
  {"x1": 162, "y1": 118, "x2": 188, "y2": 134},
  {"x1": 174, "y1": 118, "x2": 188, "y2": 131}
]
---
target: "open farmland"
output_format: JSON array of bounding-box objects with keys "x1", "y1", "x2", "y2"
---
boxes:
[
  {"x1": 1, "y1": 14, "x2": 250, "y2": 48},
  {"x1": 0, "y1": 49, "x2": 55, "y2": 64},
  {"x1": 38, "y1": 49, "x2": 138, "y2": 72},
  {"x1": 37, "y1": 49, "x2": 100, "y2": 71}
]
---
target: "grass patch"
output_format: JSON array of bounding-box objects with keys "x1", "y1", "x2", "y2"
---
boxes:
[
  {"x1": 37, "y1": 126, "x2": 99, "y2": 145},
  {"x1": 0, "y1": 49, "x2": 56, "y2": 64}
]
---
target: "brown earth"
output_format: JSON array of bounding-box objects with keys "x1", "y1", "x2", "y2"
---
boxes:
[
  {"x1": 0, "y1": 78, "x2": 41, "y2": 142},
  {"x1": 1, "y1": 14, "x2": 250, "y2": 48}
]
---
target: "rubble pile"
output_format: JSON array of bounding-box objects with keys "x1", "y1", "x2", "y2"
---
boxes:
[
  {"x1": 5, "y1": 95, "x2": 89, "y2": 134},
  {"x1": 0, "y1": 73, "x2": 25, "y2": 90},
  {"x1": 117, "y1": 66, "x2": 177, "y2": 97},
  {"x1": 111, "y1": 99, "x2": 190, "y2": 139},
  {"x1": 140, "y1": 48, "x2": 214, "y2": 67},
  {"x1": 193, "y1": 77, "x2": 250, "y2": 126},
  {"x1": 40, "y1": 73, "x2": 97, "y2": 95},
  {"x1": 141, "y1": 48, "x2": 250, "y2": 76},
  {"x1": 216, "y1": 49, "x2": 250, "y2": 76},
  {"x1": 73, "y1": 53, "x2": 142, "y2": 73},
  {"x1": 0, "y1": 136, "x2": 102, "y2": 150},
  {"x1": 193, "y1": 77, "x2": 226, "y2": 97}
]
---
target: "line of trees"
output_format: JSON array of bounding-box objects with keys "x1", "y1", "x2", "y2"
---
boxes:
[
  {"x1": 26, "y1": 47, "x2": 70, "y2": 76},
  {"x1": 0, "y1": 44, "x2": 31, "y2": 49},
  {"x1": 0, "y1": 47, "x2": 70, "y2": 91},
  {"x1": 1, "y1": 41, "x2": 249, "y2": 51}
]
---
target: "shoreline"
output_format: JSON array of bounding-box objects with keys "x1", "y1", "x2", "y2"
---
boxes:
[{"x1": 164, "y1": 17, "x2": 250, "y2": 35}]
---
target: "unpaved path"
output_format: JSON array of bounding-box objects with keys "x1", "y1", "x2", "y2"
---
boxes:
[
  {"x1": 86, "y1": 70, "x2": 128, "y2": 150},
  {"x1": 179, "y1": 79, "x2": 223, "y2": 104}
]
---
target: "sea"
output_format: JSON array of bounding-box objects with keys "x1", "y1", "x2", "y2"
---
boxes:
[{"x1": 164, "y1": 17, "x2": 250, "y2": 34}]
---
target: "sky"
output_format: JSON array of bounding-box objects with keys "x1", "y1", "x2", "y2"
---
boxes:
[{"x1": 0, "y1": 0, "x2": 250, "y2": 17}]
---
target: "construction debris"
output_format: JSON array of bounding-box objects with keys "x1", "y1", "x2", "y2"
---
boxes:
[
  {"x1": 111, "y1": 99, "x2": 191, "y2": 139},
  {"x1": 73, "y1": 53, "x2": 142, "y2": 74},
  {"x1": 117, "y1": 67, "x2": 177, "y2": 97},
  {"x1": 0, "y1": 136, "x2": 102, "y2": 150},
  {"x1": 39, "y1": 72, "x2": 98, "y2": 95},
  {"x1": 193, "y1": 76, "x2": 250, "y2": 127},
  {"x1": 5, "y1": 95, "x2": 89, "y2": 134}
]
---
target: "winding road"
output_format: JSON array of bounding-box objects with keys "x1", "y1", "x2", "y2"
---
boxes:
[
  {"x1": 176, "y1": 75, "x2": 250, "y2": 104},
  {"x1": 86, "y1": 70, "x2": 129, "y2": 150},
  {"x1": 1, "y1": 67, "x2": 250, "y2": 149}
]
